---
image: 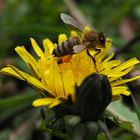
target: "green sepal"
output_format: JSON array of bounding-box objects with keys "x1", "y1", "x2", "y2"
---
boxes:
[
  {"x1": 53, "y1": 96, "x2": 73, "y2": 118},
  {"x1": 40, "y1": 107, "x2": 46, "y2": 120}
]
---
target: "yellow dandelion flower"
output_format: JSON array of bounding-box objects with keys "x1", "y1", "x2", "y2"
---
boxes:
[{"x1": 0, "y1": 30, "x2": 140, "y2": 109}]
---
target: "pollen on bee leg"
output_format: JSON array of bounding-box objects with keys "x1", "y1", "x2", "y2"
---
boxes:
[
  {"x1": 62, "y1": 55, "x2": 72, "y2": 63},
  {"x1": 57, "y1": 55, "x2": 72, "y2": 64}
]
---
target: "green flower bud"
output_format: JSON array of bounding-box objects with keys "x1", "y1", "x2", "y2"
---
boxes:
[{"x1": 74, "y1": 73, "x2": 112, "y2": 121}]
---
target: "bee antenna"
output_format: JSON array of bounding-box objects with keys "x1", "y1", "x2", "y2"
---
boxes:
[{"x1": 105, "y1": 33, "x2": 118, "y2": 46}]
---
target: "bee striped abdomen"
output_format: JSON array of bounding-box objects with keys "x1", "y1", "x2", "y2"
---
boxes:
[{"x1": 52, "y1": 36, "x2": 81, "y2": 57}]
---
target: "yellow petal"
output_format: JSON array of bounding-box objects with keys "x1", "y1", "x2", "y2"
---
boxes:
[
  {"x1": 108, "y1": 66, "x2": 134, "y2": 78},
  {"x1": 0, "y1": 66, "x2": 24, "y2": 80},
  {"x1": 58, "y1": 34, "x2": 67, "y2": 44},
  {"x1": 88, "y1": 49, "x2": 97, "y2": 57},
  {"x1": 15, "y1": 46, "x2": 38, "y2": 66},
  {"x1": 106, "y1": 38, "x2": 112, "y2": 49},
  {"x1": 30, "y1": 38, "x2": 45, "y2": 58},
  {"x1": 32, "y1": 97, "x2": 62, "y2": 108},
  {"x1": 15, "y1": 46, "x2": 40, "y2": 78},
  {"x1": 33, "y1": 98, "x2": 56, "y2": 107},
  {"x1": 111, "y1": 75, "x2": 140, "y2": 86},
  {"x1": 43, "y1": 62, "x2": 65, "y2": 97},
  {"x1": 112, "y1": 86, "x2": 131, "y2": 96},
  {"x1": 49, "y1": 98, "x2": 62, "y2": 108},
  {"x1": 61, "y1": 70, "x2": 76, "y2": 102},
  {"x1": 103, "y1": 53, "x2": 115, "y2": 63},
  {"x1": 3, "y1": 65, "x2": 52, "y2": 95},
  {"x1": 109, "y1": 58, "x2": 139, "y2": 74},
  {"x1": 101, "y1": 60, "x2": 121, "y2": 72},
  {"x1": 52, "y1": 63, "x2": 65, "y2": 97},
  {"x1": 43, "y1": 38, "x2": 55, "y2": 55}
]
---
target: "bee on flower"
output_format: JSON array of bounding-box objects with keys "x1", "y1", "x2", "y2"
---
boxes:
[
  {"x1": 52, "y1": 13, "x2": 106, "y2": 57},
  {"x1": 0, "y1": 13, "x2": 140, "y2": 122}
]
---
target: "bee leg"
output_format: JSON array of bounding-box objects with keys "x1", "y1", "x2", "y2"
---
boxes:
[
  {"x1": 57, "y1": 59, "x2": 63, "y2": 64},
  {"x1": 94, "y1": 48, "x2": 101, "y2": 55},
  {"x1": 86, "y1": 50, "x2": 99, "y2": 72},
  {"x1": 86, "y1": 50, "x2": 96, "y2": 64}
]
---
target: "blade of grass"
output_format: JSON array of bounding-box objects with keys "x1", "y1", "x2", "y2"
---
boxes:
[{"x1": 0, "y1": 89, "x2": 37, "y2": 111}]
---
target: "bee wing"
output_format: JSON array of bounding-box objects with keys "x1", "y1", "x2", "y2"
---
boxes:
[
  {"x1": 61, "y1": 13, "x2": 85, "y2": 31},
  {"x1": 73, "y1": 43, "x2": 89, "y2": 53}
]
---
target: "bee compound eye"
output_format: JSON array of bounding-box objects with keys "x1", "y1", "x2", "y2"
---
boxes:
[{"x1": 99, "y1": 36, "x2": 105, "y2": 43}]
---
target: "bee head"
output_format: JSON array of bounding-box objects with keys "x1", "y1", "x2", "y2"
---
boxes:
[{"x1": 83, "y1": 31, "x2": 106, "y2": 48}]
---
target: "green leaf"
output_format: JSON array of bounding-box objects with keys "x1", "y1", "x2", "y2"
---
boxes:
[
  {"x1": 131, "y1": 94, "x2": 140, "y2": 122},
  {"x1": 97, "y1": 133, "x2": 107, "y2": 140},
  {"x1": 119, "y1": 122, "x2": 133, "y2": 130},
  {"x1": 107, "y1": 99, "x2": 140, "y2": 137}
]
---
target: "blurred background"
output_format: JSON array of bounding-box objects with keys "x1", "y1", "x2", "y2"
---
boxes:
[{"x1": 0, "y1": 0, "x2": 140, "y2": 139}]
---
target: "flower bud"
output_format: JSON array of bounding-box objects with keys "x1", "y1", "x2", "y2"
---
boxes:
[{"x1": 74, "y1": 73, "x2": 112, "y2": 121}]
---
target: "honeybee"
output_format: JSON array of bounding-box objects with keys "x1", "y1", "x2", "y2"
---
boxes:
[{"x1": 52, "y1": 13, "x2": 106, "y2": 58}]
